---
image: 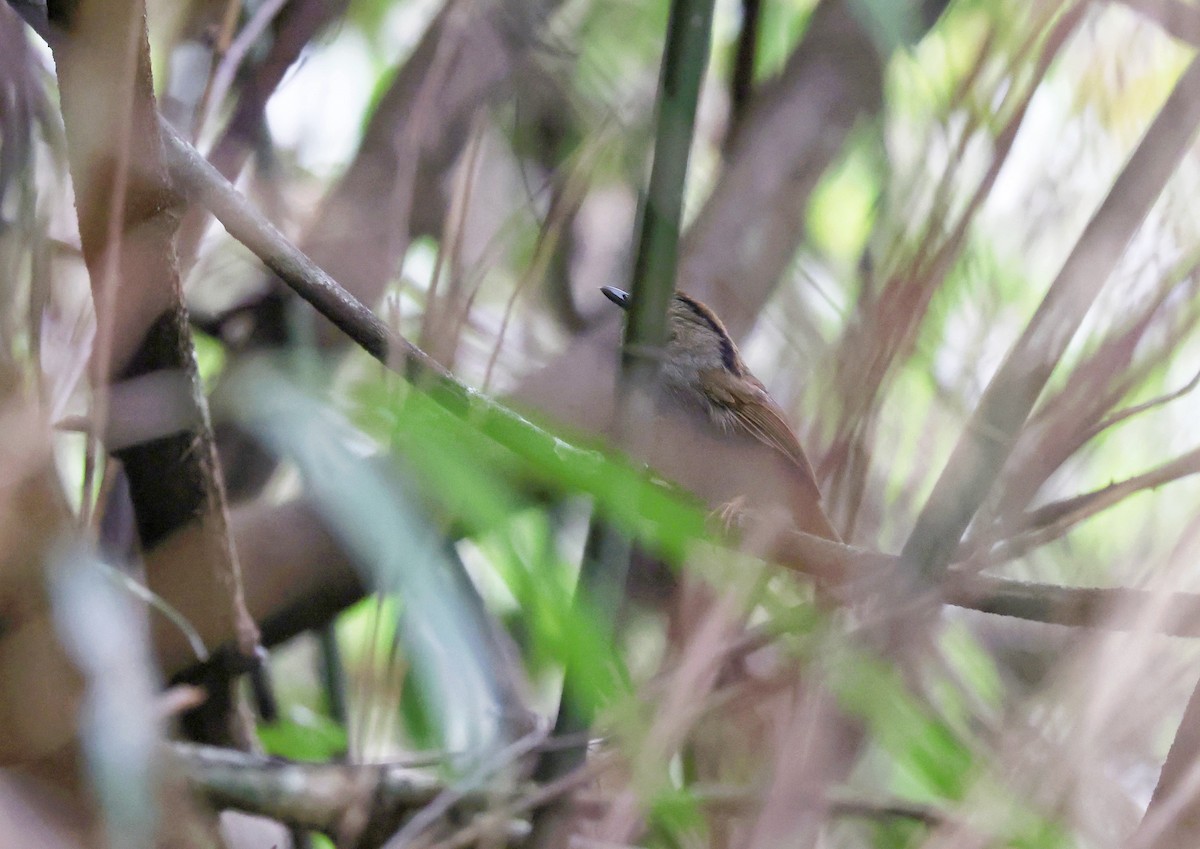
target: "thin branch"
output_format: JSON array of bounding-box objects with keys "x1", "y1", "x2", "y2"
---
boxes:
[
  {"x1": 99, "y1": 561, "x2": 210, "y2": 663},
  {"x1": 1136, "y1": 685, "x2": 1200, "y2": 849},
  {"x1": 427, "y1": 756, "x2": 617, "y2": 849},
  {"x1": 175, "y1": 0, "x2": 350, "y2": 271},
  {"x1": 570, "y1": 785, "x2": 952, "y2": 827},
  {"x1": 177, "y1": 740, "x2": 954, "y2": 848},
  {"x1": 979, "y1": 446, "x2": 1200, "y2": 562},
  {"x1": 192, "y1": 0, "x2": 245, "y2": 134},
  {"x1": 822, "y1": 1, "x2": 1086, "y2": 528},
  {"x1": 174, "y1": 741, "x2": 450, "y2": 838},
  {"x1": 384, "y1": 731, "x2": 547, "y2": 849},
  {"x1": 483, "y1": 122, "x2": 615, "y2": 388},
  {"x1": 946, "y1": 573, "x2": 1200, "y2": 639},
  {"x1": 1120, "y1": 0, "x2": 1200, "y2": 45},
  {"x1": 200, "y1": 0, "x2": 289, "y2": 134},
  {"x1": 1130, "y1": 519, "x2": 1200, "y2": 849},
  {"x1": 1081, "y1": 365, "x2": 1200, "y2": 446},
  {"x1": 299, "y1": 0, "x2": 565, "y2": 348},
  {"x1": 161, "y1": 118, "x2": 448, "y2": 385},
  {"x1": 417, "y1": 112, "x2": 486, "y2": 369},
  {"x1": 771, "y1": 527, "x2": 1200, "y2": 637},
  {"x1": 987, "y1": 259, "x2": 1200, "y2": 524}
]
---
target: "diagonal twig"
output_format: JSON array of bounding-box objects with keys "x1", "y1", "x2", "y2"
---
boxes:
[
  {"x1": 979, "y1": 446, "x2": 1200, "y2": 563},
  {"x1": 1081, "y1": 365, "x2": 1200, "y2": 446}
]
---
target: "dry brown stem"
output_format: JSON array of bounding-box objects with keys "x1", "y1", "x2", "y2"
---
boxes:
[{"x1": 48, "y1": 0, "x2": 259, "y2": 746}]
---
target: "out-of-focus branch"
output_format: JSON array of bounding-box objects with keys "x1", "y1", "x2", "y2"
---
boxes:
[
  {"x1": 947, "y1": 575, "x2": 1200, "y2": 639},
  {"x1": 822, "y1": 3, "x2": 1086, "y2": 531},
  {"x1": 1136, "y1": 671, "x2": 1200, "y2": 849},
  {"x1": 47, "y1": 0, "x2": 260, "y2": 746},
  {"x1": 176, "y1": 740, "x2": 954, "y2": 847},
  {"x1": 726, "y1": 0, "x2": 761, "y2": 146},
  {"x1": 989, "y1": 260, "x2": 1200, "y2": 523},
  {"x1": 174, "y1": 741, "x2": 454, "y2": 843},
  {"x1": 900, "y1": 52, "x2": 1200, "y2": 587},
  {"x1": 291, "y1": 0, "x2": 563, "y2": 349},
  {"x1": 1082, "y1": 366, "x2": 1200, "y2": 446},
  {"x1": 771, "y1": 528, "x2": 1200, "y2": 639},
  {"x1": 1120, "y1": 0, "x2": 1200, "y2": 45},
  {"x1": 682, "y1": 0, "x2": 885, "y2": 336},
  {"x1": 1131, "y1": 521, "x2": 1200, "y2": 849},
  {"x1": 0, "y1": 384, "x2": 227, "y2": 848},
  {"x1": 0, "y1": 389, "x2": 83, "y2": 765},
  {"x1": 974, "y1": 446, "x2": 1200, "y2": 563},
  {"x1": 175, "y1": 0, "x2": 350, "y2": 271}
]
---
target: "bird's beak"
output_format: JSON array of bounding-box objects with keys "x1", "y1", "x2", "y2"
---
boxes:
[{"x1": 601, "y1": 286, "x2": 631, "y2": 310}]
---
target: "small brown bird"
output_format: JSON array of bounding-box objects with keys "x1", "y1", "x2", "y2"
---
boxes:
[{"x1": 601, "y1": 286, "x2": 841, "y2": 544}]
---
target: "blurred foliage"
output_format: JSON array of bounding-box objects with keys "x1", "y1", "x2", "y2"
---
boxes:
[
  {"x1": 258, "y1": 706, "x2": 349, "y2": 761},
  {"x1": 352, "y1": 376, "x2": 710, "y2": 563},
  {"x1": 192, "y1": 329, "x2": 225, "y2": 388},
  {"x1": 48, "y1": 543, "x2": 162, "y2": 849},
  {"x1": 228, "y1": 363, "x2": 527, "y2": 762},
  {"x1": 752, "y1": 0, "x2": 817, "y2": 78},
  {"x1": 827, "y1": 648, "x2": 974, "y2": 801},
  {"x1": 196, "y1": 0, "x2": 1200, "y2": 840},
  {"x1": 807, "y1": 127, "x2": 884, "y2": 267},
  {"x1": 7, "y1": 0, "x2": 1200, "y2": 845}
]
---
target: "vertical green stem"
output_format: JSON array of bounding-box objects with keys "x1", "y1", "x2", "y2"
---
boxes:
[
  {"x1": 624, "y1": 0, "x2": 717, "y2": 376},
  {"x1": 531, "y1": 0, "x2": 717, "y2": 834}
]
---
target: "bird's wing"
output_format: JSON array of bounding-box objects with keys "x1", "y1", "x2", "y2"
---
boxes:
[
  {"x1": 699, "y1": 368, "x2": 841, "y2": 542},
  {"x1": 698, "y1": 368, "x2": 821, "y2": 490}
]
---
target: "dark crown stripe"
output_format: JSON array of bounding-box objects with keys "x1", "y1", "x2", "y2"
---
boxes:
[{"x1": 675, "y1": 293, "x2": 741, "y2": 374}]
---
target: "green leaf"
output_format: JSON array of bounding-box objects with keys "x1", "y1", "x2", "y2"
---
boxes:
[
  {"x1": 826, "y1": 648, "x2": 973, "y2": 801},
  {"x1": 258, "y1": 706, "x2": 348, "y2": 762}
]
